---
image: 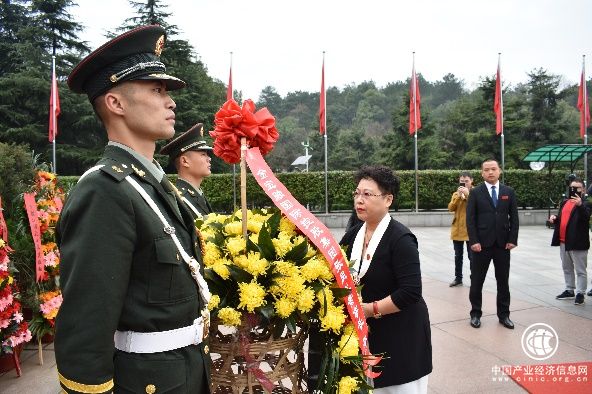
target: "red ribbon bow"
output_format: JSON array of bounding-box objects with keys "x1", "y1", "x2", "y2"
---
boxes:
[{"x1": 209, "y1": 99, "x2": 279, "y2": 164}]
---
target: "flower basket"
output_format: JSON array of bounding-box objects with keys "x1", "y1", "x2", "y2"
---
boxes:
[
  {"x1": 210, "y1": 318, "x2": 308, "y2": 393},
  {"x1": 0, "y1": 343, "x2": 23, "y2": 374}
]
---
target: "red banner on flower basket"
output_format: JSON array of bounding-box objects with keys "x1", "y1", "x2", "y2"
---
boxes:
[
  {"x1": 245, "y1": 147, "x2": 381, "y2": 378},
  {"x1": 23, "y1": 193, "x2": 44, "y2": 282},
  {"x1": 0, "y1": 196, "x2": 8, "y2": 243}
]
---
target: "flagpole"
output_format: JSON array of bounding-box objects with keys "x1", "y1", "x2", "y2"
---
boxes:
[
  {"x1": 51, "y1": 55, "x2": 57, "y2": 174},
  {"x1": 498, "y1": 53, "x2": 505, "y2": 183},
  {"x1": 228, "y1": 52, "x2": 237, "y2": 209},
  {"x1": 323, "y1": 51, "x2": 329, "y2": 214},
  {"x1": 412, "y1": 52, "x2": 419, "y2": 213},
  {"x1": 583, "y1": 55, "x2": 588, "y2": 188}
]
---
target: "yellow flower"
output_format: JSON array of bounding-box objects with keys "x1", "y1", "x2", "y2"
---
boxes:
[
  {"x1": 237, "y1": 281, "x2": 267, "y2": 312},
  {"x1": 316, "y1": 287, "x2": 334, "y2": 308},
  {"x1": 0, "y1": 239, "x2": 5, "y2": 248},
  {"x1": 338, "y1": 324, "x2": 359, "y2": 361},
  {"x1": 274, "y1": 261, "x2": 299, "y2": 277},
  {"x1": 212, "y1": 259, "x2": 231, "y2": 280},
  {"x1": 275, "y1": 297, "x2": 296, "y2": 318},
  {"x1": 207, "y1": 295, "x2": 220, "y2": 311},
  {"x1": 247, "y1": 220, "x2": 263, "y2": 234},
  {"x1": 200, "y1": 229, "x2": 216, "y2": 241},
  {"x1": 338, "y1": 376, "x2": 359, "y2": 394},
  {"x1": 301, "y1": 257, "x2": 334, "y2": 282},
  {"x1": 272, "y1": 272, "x2": 305, "y2": 300},
  {"x1": 272, "y1": 235, "x2": 293, "y2": 258},
  {"x1": 296, "y1": 287, "x2": 315, "y2": 313},
  {"x1": 248, "y1": 233, "x2": 259, "y2": 244},
  {"x1": 234, "y1": 252, "x2": 268, "y2": 277},
  {"x1": 224, "y1": 221, "x2": 243, "y2": 236},
  {"x1": 226, "y1": 237, "x2": 246, "y2": 256},
  {"x1": 203, "y1": 243, "x2": 222, "y2": 267},
  {"x1": 319, "y1": 304, "x2": 346, "y2": 334},
  {"x1": 218, "y1": 307, "x2": 242, "y2": 326},
  {"x1": 279, "y1": 217, "x2": 297, "y2": 236}
]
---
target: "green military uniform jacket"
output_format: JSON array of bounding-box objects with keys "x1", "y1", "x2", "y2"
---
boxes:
[
  {"x1": 176, "y1": 178, "x2": 213, "y2": 219},
  {"x1": 55, "y1": 145, "x2": 211, "y2": 394}
]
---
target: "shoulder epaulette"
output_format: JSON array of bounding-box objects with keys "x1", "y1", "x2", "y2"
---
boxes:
[{"x1": 99, "y1": 163, "x2": 134, "y2": 182}]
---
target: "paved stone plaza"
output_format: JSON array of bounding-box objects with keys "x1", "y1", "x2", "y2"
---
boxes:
[{"x1": 1, "y1": 224, "x2": 591, "y2": 393}]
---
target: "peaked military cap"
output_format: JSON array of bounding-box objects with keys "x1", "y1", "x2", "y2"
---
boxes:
[
  {"x1": 68, "y1": 25, "x2": 185, "y2": 102},
  {"x1": 160, "y1": 123, "x2": 213, "y2": 160}
]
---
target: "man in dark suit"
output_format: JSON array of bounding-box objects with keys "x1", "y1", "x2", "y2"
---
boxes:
[
  {"x1": 55, "y1": 26, "x2": 211, "y2": 393},
  {"x1": 160, "y1": 123, "x2": 213, "y2": 218},
  {"x1": 466, "y1": 158, "x2": 519, "y2": 329}
]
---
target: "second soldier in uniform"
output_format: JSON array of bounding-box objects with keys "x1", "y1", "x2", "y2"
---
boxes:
[{"x1": 160, "y1": 123, "x2": 214, "y2": 218}]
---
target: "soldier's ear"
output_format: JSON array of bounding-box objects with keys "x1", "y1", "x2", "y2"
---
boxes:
[
  {"x1": 103, "y1": 91, "x2": 125, "y2": 116},
  {"x1": 179, "y1": 154, "x2": 190, "y2": 168}
]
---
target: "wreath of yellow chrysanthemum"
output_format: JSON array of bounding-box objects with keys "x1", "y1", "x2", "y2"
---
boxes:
[
  {"x1": 203, "y1": 243, "x2": 222, "y2": 267},
  {"x1": 234, "y1": 252, "x2": 269, "y2": 277},
  {"x1": 218, "y1": 307, "x2": 242, "y2": 326},
  {"x1": 278, "y1": 216, "x2": 297, "y2": 236},
  {"x1": 272, "y1": 235, "x2": 293, "y2": 258},
  {"x1": 237, "y1": 281, "x2": 267, "y2": 312}
]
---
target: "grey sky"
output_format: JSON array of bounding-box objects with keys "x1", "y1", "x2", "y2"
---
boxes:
[{"x1": 72, "y1": 0, "x2": 591, "y2": 100}]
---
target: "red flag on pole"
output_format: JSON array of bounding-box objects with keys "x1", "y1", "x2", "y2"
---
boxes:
[
  {"x1": 577, "y1": 62, "x2": 590, "y2": 139},
  {"x1": 319, "y1": 57, "x2": 326, "y2": 135},
  {"x1": 494, "y1": 59, "x2": 503, "y2": 136},
  {"x1": 226, "y1": 64, "x2": 233, "y2": 101},
  {"x1": 48, "y1": 67, "x2": 61, "y2": 142},
  {"x1": 408, "y1": 63, "x2": 421, "y2": 135}
]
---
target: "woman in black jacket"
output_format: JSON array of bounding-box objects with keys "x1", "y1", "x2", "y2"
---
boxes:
[{"x1": 342, "y1": 165, "x2": 432, "y2": 392}]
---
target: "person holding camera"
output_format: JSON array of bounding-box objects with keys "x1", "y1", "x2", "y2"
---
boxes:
[
  {"x1": 447, "y1": 172, "x2": 473, "y2": 287},
  {"x1": 549, "y1": 178, "x2": 591, "y2": 305}
]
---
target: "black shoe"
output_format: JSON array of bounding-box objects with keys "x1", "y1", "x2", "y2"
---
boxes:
[
  {"x1": 470, "y1": 316, "x2": 481, "y2": 328},
  {"x1": 449, "y1": 278, "x2": 463, "y2": 287},
  {"x1": 575, "y1": 293, "x2": 585, "y2": 305},
  {"x1": 556, "y1": 290, "x2": 575, "y2": 300},
  {"x1": 587, "y1": 289, "x2": 592, "y2": 297},
  {"x1": 499, "y1": 317, "x2": 514, "y2": 329}
]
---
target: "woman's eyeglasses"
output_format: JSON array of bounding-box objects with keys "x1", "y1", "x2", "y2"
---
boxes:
[{"x1": 352, "y1": 191, "x2": 386, "y2": 199}]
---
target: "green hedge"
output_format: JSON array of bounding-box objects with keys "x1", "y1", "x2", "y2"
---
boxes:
[{"x1": 59, "y1": 169, "x2": 577, "y2": 212}]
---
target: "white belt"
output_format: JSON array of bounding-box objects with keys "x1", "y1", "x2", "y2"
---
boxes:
[{"x1": 114, "y1": 316, "x2": 208, "y2": 354}]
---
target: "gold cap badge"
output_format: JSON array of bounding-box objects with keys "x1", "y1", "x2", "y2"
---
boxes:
[{"x1": 154, "y1": 35, "x2": 165, "y2": 56}]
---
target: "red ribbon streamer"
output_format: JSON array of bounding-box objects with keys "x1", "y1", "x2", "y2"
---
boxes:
[
  {"x1": 0, "y1": 196, "x2": 8, "y2": 242},
  {"x1": 23, "y1": 193, "x2": 44, "y2": 282},
  {"x1": 245, "y1": 147, "x2": 381, "y2": 378}
]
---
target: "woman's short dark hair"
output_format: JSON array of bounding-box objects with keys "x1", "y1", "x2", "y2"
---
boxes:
[{"x1": 354, "y1": 165, "x2": 400, "y2": 197}]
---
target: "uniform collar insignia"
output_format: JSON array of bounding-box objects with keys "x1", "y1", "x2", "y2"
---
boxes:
[
  {"x1": 121, "y1": 164, "x2": 128, "y2": 168},
  {"x1": 111, "y1": 165, "x2": 123, "y2": 173},
  {"x1": 187, "y1": 188, "x2": 195, "y2": 196},
  {"x1": 131, "y1": 164, "x2": 145, "y2": 177}
]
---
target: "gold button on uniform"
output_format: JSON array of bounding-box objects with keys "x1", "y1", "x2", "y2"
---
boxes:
[
  {"x1": 146, "y1": 384, "x2": 156, "y2": 394},
  {"x1": 203, "y1": 345, "x2": 209, "y2": 354},
  {"x1": 176, "y1": 253, "x2": 180, "y2": 261}
]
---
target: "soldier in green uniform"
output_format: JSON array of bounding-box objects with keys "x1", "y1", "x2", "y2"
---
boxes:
[
  {"x1": 160, "y1": 123, "x2": 213, "y2": 219},
  {"x1": 55, "y1": 25, "x2": 211, "y2": 394}
]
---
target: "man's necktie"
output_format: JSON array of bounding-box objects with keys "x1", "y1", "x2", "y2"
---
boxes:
[{"x1": 491, "y1": 185, "x2": 498, "y2": 208}]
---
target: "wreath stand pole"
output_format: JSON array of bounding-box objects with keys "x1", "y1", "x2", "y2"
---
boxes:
[
  {"x1": 38, "y1": 338, "x2": 43, "y2": 365},
  {"x1": 240, "y1": 137, "x2": 248, "y2": 238}
]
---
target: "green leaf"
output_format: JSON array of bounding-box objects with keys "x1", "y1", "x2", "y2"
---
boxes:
[
  {"x1": 286, "y1": 316, "x2": 297, "y2": 333},
  {"x1": 257, "y1": 223, "x2": 276, "y2": 260},
  {"x1": 284, "y1": 240, "x2": 308, "y2": 264},
  {"x1": 330, "y1": 287, "x2": 352, "y2": 299},
  {"x1": 266, "y1": 210, "x2": 282, "y2": 238},
  {"x1": 259, "y1": 304, "x2": 275, "y2": 321},
  {"x1": 227, "y1": 265, "x2": 253, "y2": 283},
  {"x1": 246, "y1": 237, "x2": 261, "y2": 254},
  {"x1": 272, "y1": 321, "x2": 286, "y2": 339}
]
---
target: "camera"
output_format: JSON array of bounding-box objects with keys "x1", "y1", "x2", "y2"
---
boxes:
[
  {"x1": 568, "y1": 186, "x2": 580, "y2": 198},
  {"x1": 459, "y1": 182, "x2": 465, "y2": 187}
]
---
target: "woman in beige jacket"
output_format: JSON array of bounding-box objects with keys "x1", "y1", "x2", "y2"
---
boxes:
[{"x1": 447, "y1": 172, "x2": 473, "y2": 287}]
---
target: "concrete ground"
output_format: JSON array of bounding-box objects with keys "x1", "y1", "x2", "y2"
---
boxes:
[{"x1": 1, "y1": 225, "x2": 591, "y2": 393}]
